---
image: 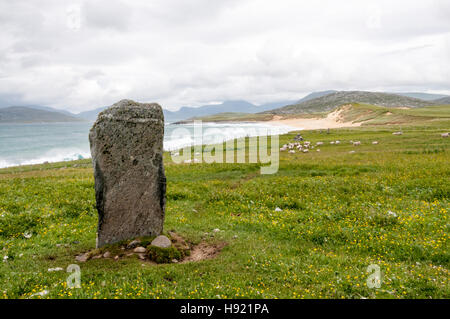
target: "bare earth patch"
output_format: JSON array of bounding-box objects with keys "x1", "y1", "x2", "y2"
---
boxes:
[
  {"x1": 74, "y1": 232, "x2": 226, "y2": 264},
  {"x1": 182, "y1": 242, "x2": 227, "y2": 263}
]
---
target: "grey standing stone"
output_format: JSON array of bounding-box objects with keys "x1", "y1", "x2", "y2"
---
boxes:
[{"x1": 89, "y1": 99, "x2": 166, "y2": 247}]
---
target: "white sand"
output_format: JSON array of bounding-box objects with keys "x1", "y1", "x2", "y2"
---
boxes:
[{"x1": 266, "y1": 107, "x2": 362, "y2": 130}]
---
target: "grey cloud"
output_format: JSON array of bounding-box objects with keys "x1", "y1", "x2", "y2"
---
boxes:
[
  {"x1": 0, "y1": 0, "x2": 449, "y2": 111},
  {"x1": 82, "y1": 1, "x2": 132, "y2": 31}
]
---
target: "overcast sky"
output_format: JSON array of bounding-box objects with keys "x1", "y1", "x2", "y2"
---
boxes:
[{"x1": 1, "y1": 0, "x2": 449, "y2": 112}]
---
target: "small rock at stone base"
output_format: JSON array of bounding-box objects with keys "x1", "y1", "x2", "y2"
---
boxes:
[
  {"x1": 151, "y1": 235, "x2": 172, "y2": 248},
  {"x1": 103, "y1": 251, "x2": 111, "y2": 258}
]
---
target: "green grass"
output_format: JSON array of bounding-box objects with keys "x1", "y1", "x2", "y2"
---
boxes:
[{"x1": 0, "y1": 122, "x2": 449, "y2": 299}]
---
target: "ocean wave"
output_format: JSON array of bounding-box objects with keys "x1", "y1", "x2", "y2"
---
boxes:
[
  {"x1": 163, "y1": 122, "x2": 297, "y2": 151},
  {"x1": 0, "y1": 148, "x2": 91, "y2": 168}
]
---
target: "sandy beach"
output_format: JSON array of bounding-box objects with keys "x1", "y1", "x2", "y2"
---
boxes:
[{"x1": 267, "y1": 107, "x2": 362, "y2": 130}]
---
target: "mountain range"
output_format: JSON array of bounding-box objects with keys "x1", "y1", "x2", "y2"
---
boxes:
[
  {"x1": 434, "y1": 97, "x2": 450, "y2": 104},
  {"x1": 162, "y1": 100, "x2": 298, "y2": 122},
  {"x1": 1, "y1": 91, "x2": 449, "y2": 123}
]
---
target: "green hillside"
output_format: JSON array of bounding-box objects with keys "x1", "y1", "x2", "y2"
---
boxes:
[
  {"x1": 174, "y1": 103, "x2": 450, "y2": 126},
  {"x1": 264, "y1": 91, "x2": 438, "y2": 115},
  {"x1": 0, "y1": 106, "x2": 84, "y2": 123}
]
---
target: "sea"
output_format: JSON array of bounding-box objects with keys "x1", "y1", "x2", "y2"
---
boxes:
[{"x1": 0, "y1": 121, "x2": 297, "y2": 168}]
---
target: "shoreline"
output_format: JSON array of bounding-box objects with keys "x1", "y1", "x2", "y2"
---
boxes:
[{"x1": 0, "y1": 122, "x2": 297, "y2": 169}]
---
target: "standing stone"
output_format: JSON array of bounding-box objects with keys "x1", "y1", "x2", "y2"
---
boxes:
[{"x1": 89, "y1": 99, "x2": 166, "y2": 247}]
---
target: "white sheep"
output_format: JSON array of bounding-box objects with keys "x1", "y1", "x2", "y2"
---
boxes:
[
  {"x1": 393, "y1": 132, "x2": 403, "y2": 136},
  {"x1": 441, "y1": 133, "x2": 449, "y2": 138},
  {"x1": 372, "y1": 141, "x2": 379, "y2": 145},
  {"x1": 353, "y1": 141, "x2": 361, "y2": 146}
]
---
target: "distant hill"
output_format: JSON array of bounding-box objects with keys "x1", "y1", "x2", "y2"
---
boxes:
[
  {"x1": 433, "y1": 97, "x2": 450, "y2": 104},
  {"x1": 0, "y1": 105, "x2": 77, "y2": 117},
  {"x1": 173, "y1": 112, "x2": 273, "y2": 124},
  {"x1": 296, "y1": 90, "x2": 337, "y2": 103},
  {"x1": 264, "y1": 91, "x2": 437, "y2": 115},
  {"x1": 163, "y1": 100, "x2": 297, "y2": 122},
  {"x1": 76, "y1": 106, "x2": 108, "y2": 121},
  {"x1": 396, "y1": 92, "x2": 450, "y2": 101},
  {"x1": 0, "y1": 106, "x2": 84, "y2": 123}
]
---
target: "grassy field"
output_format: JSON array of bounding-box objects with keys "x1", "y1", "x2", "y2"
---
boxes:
[{"x1": 0, "y1": 121, "x2": 449, "y2": 299}]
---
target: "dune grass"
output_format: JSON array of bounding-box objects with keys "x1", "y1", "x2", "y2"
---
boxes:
[
  {"x1": 339, "y1": 103, "x2": 450, "y2": 125},
  {"x1": 177, "y1": 103, "x2": 450, "y2": 125},
  {"x1": 0, "y1": 122, "x2": 449, "y2": 299}
]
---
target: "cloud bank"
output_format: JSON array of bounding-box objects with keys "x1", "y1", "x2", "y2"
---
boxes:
[{"x1": 0, "y1": 0, "x2": 449, "y2": 112}]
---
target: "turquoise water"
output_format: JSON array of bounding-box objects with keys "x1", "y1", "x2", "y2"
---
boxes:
[
  {"x1": 0, "y1": 121, "x2": 296, "y2": 168},
  {"x1": 0, "y1": 122, "x2": 92, "y2": 168}
]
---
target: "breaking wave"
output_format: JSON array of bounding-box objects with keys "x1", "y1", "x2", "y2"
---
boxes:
[{"x1": 0, "y1": 148, "x2": 91, "y2": 168}]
